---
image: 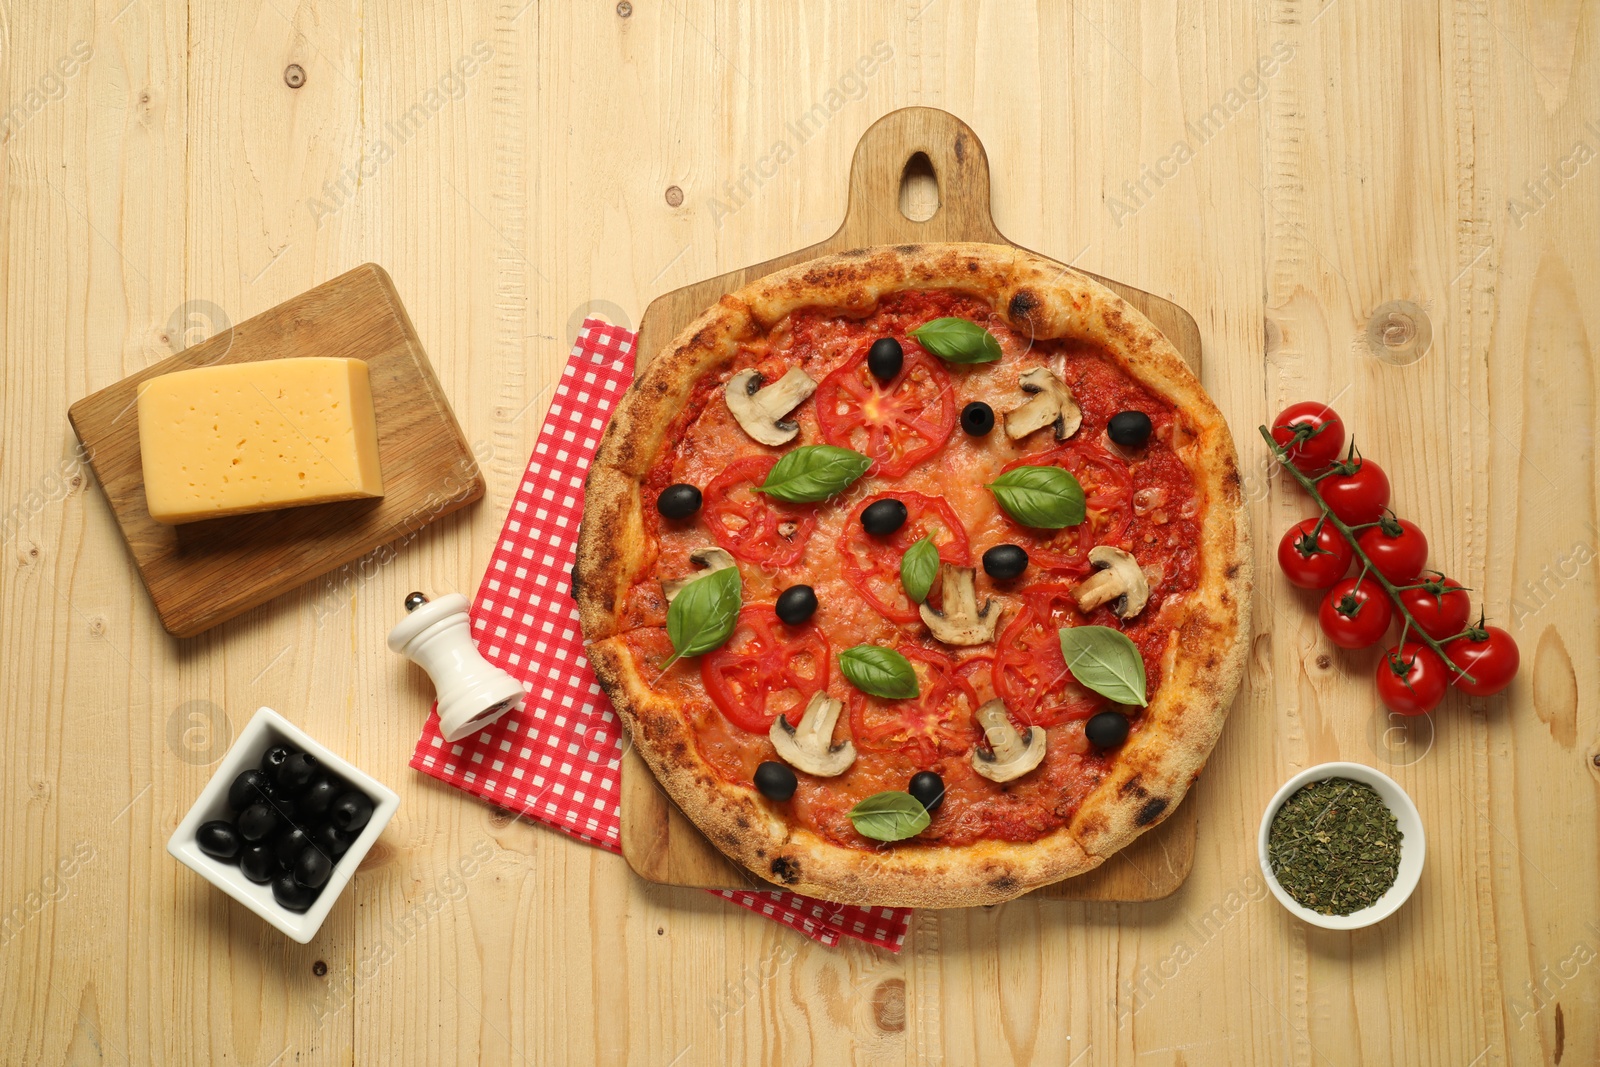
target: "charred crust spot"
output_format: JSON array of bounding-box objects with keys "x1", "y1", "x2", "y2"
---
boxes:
[
  {"x1": 1136, "y1": 797, "x2": 1168, "y2": 826},
  {"x1": 966, "y1": 260, "x2": 979, "y2": 272},
  {"x1": 671, "y1": 741, "x2": 687, "y2": 758},
  {"x1": 770, "y1": 856, "x2": 801, "y2": 884},
  {"x1": 1226, "y1": 562, "x2": 1241, "y2": 579},
  {"x1": 755, "y1": 848, "x2": 765, "y2": 858},
  {"x1": 1074, "y1": 813, "x2": 1107, "y2": 839},
  {"x1": 988, "y1": 874, "x2": 1018, "y2": 894},
  {"x1": 840, "y1": 247, "x2": 871, "y2": 259},
  {"x1": 735, "y1": 815, "x2": 751, "y2": 830},
  {"x1": 1008, "y1": 288, "x2": 1041, "y2": 323},
  {"x1": 1119, "y1": 776, "x2": 1148, "y2": 799},
  {"x1": 894, "y1": 243, "x2": 920, "y2": 255}
]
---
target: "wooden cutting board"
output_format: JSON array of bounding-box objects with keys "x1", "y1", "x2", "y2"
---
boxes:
[
  {"x1": 68, "y1": 264, "x2": 484, "y2": 638},
  {"x1": 620, "y1": 107, "x2": 1201, "y2": 902}
]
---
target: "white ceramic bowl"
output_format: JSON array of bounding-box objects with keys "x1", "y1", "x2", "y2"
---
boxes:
[
  {"x1": 1257, "y1": 761, "x2": 1424, "y2": 930},
  {"x1": 168, "y1": 706, "x2": 399, "y2": 943}
]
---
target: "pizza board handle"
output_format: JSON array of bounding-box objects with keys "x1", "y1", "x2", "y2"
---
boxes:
[
  {"x1": 831, "y1": 107, "x2": 1007, "y2": 246},
  {"x1": 621, "y1": 107, "x2": 1201, "y2": 902}
]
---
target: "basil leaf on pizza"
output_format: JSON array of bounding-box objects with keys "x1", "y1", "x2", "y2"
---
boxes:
[
  {"x1": 663, "y1": 564, "x2": 742, "y2": 666},
  {"x1": 756, "y1": 444, "x2": 871, "y2": 503},
  {"x1": 848, "y1": 791, "x2": 932, "y2": 842},
  {"x1": 987, "y1": 465, "x2": 1086, "y2": 529},
  {"x1": 1058, "y1": 625, "x2": 1148, "y2": 706},
  {"x1": 911, "y1": 317, "x2": 1003, "y2": 364},
  {"x1": 839, "y1": 645, "x2": 920, "y2": 700},
  {"x1": 899, "y1": 536, "x2": 940, "y2": 604}
]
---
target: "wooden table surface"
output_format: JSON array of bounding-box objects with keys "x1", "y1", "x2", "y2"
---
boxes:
[{"x1": 3, "y1": 3, "x2": 1596, "y2": 1065}]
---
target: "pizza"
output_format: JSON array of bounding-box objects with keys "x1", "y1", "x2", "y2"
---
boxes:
[{"x1": 576, "y1": 243, "x2": 1249, "y2": 907}]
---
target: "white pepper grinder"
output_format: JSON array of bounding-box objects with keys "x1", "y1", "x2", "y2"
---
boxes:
[{"x1": 388, "y1": 592, "x2": 526, "y2": 741}]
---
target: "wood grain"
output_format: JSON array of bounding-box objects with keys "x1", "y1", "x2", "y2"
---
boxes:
[
  {"x1": 620, "y1": 107, "x2": 1202, "y2": 903},
  {"x1": 67, "y1": 264, "x2": 485, "y2": 637},
  {"x1": 3, "y1": 3, "x2": 1598, "y2": 1066}
]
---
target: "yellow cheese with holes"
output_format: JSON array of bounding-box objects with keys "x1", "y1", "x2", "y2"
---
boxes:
[{"x1": 136, "y1": 357, "x2": 384, "y2": 524}]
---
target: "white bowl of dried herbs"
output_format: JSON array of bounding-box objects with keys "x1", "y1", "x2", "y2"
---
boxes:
[{"x1": 1257, "y1": 762, "x2": 1424, "y2": 930}]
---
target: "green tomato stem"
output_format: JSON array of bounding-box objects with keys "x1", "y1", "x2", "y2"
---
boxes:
[{"x1": 1259, "y1": 424, "x2": 1477, "y2": 686}]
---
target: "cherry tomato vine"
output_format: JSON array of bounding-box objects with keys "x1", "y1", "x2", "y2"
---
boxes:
[{"x1": 1260, "y1": 417, "x2": 1520, "y2": 709}]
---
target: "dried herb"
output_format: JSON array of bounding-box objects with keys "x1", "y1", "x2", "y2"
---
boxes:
[{"x1": 1267, "y1": 777, "x2": 1402, "y2": 916}]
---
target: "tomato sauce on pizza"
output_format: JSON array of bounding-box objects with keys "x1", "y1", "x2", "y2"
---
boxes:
[{"x1": 616, "y1": 288, "x2": 1203, "y2": 851}]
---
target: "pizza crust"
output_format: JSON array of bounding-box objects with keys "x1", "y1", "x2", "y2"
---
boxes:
[{"x1": 577, "y1": 243, "x2": 1251, "y2": 908}]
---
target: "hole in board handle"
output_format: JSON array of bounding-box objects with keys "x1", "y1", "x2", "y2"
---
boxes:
[{"x1": 898, "y1": 152, "x2": 940, "y2": 223}]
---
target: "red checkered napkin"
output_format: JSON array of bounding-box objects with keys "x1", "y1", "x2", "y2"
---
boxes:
[{"x1": 410, "y1": 318, "x2": 911, "y2": 951}]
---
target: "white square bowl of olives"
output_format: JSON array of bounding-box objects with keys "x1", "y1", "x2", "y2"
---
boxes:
[{"x1": 167, "y1": 706, "x2": 400, "y2": 943}]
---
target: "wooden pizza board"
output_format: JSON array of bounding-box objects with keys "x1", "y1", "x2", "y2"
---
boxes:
[
  {"x1": 68, "y1": 263, "x2": 485, "y2": 638},
  {"x1": 619, "y1": 107, "x2": 1200, "y2": 903}
]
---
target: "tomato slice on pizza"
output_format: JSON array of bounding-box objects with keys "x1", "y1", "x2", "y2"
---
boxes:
[
  {"x1": 992, "y1": 585, "x2": 1105, "y2": 727},
  {"x1": 998, "y1": 439, "x2": 1134, "y2": 574},
  {"x1": 837, "y1": 491, "x2": 971, "y2": 623},
  {"x1": 702, "y1": 455, "x2": 818, "y2": 567},
  {"x1": 814, "y1": 344, "x2": 955, "y2": 477},
  {"x1": 701, "y1": 606, "x2": 831, "y2": 733},
  {"x1": 846, "y1": 646, "x2": 984, "y2": 765}
]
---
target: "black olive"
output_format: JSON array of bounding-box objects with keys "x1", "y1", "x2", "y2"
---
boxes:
[
  {"x1": 1085, "y1": 711, "x2": 1131, "y2": 748},
  {"x1": 264, "y1": 794, "x2": 299, "y2": 825},
  {"x1": 276, "y1": 751, "x2": 318, "y2": 792},
  {"x1": 775, "y1": 585, "x2": 818, "y2": 625},
  {"x1": 311, "y1": 824, "x2": 352, "y2": 858},
  {"x1": 227, "y1": 768, "x2": 272, "y2": 812},
  {"x1": 299, "y1": 774, "x2": 341, "y2": 817},
  {"x1": 656, "y1": 483, "x2": 702, "y2": 519},
  {"x1": 1108, "y1": 410, "x2": 1153, "y2": 448},
  {"x1": 197, "y1": 820, "x2": 242, "y2": 861},
  {"x1": 273, "y1": 826, "x2": 317, "y2": 871},
  {"x1": 235, "y1": 802, "x2": 280, "y2": 842},
  {"x1": 239, "y1": 844, "x2": 277, "y2": 884},
  {"x1": 982, "y1": 544, "x2": 1029, "y2": 580},
  {"x1": 260, "y1": 744, "x2": 292, "y2": 775},
  {"x1": 328, "y1": 791, "x2": 375, "y2": 834},
  {"x1": 754, "y1": 761, "x2": 798, "y2": 802},
  {"x1": 961, "y1": 401, "x2": 995, "y2": 437},
  {"x1": 908, "y1": 771, "x2": 946, "y2": 812},
  {"x1": 867, "y1": 337, "x2": 904, "y2": 381},
  {"x1": 294, "y1": 846, "x2": 335, "y2": 890},
  {"x1": 860, "y1": 498, "x2": 908, "y2": 535},
  {"x1": 271, "y1": 871, "x2": 318, "y2": 912}
]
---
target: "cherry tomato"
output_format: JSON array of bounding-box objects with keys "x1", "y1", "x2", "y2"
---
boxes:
[
  {"x1": 992, "y1": 585, "x2": 1105, "y2": 727},
  {"x1": 998, "y1": 440, "x2": 1133, "y2": 575},
  {"x1": 1356, "y1": 517, "x2": 1429, "y2": 585},
  {"x1": 1270, "y1": 402, "x2": 1346, "y2": 472},
  {"x1": 1318, "y1": 455, "x2": 1391, "y2": 526},
  {"x1": 1318, "y1": 576, "x2": 1392, "y2": 649},
  {"x1": 1277, "y1": 517, "x2": 1354, "y2": 589},
  {"x1": 1395, "y1": 573, "x2": 1471, "y2": 640},
  {"x1": 814, "y1": 344, "x2": 956, "y2": 477},
  {"x1": 1443, "y1": 624, "x2": 1519, "y2": 696},
  {"x1": 847, "y1": 646, "x2": 984, "y2": 764},
  {"x1": 837, "y1": 492, "x2": 971, "y2": 622},
  {"x1": 702, "y1": 607, "x2": 830, "y2": 733},
  {"x1": 1375, "y1": 642, "x2": 1449, "y2": 716},
  {"x1": 703, "y1": 456, "x2": 818, "y2": 567}
]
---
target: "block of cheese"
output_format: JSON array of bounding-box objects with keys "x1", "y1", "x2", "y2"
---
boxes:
[{"x1": 136, "y1": 357, "x2": 385, "y2": 524}]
